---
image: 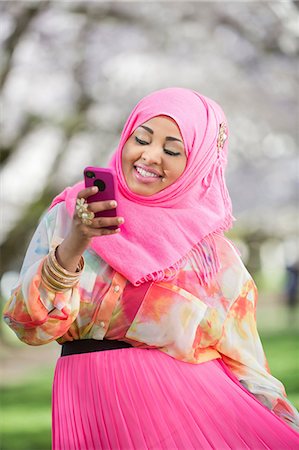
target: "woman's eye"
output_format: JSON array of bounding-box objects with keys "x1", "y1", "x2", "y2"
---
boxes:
[
  {"x1": 135, "y1": 137, "x2": 149, "y2": 145},
  {"x1": 164, "y1": 149, "x2": 181, "y2": 156}
]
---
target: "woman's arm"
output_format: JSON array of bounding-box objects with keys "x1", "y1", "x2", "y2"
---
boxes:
[
  {"x1": 3, "y1": 203, "x2": 81, "y2": 345},
  {"x1": 214, "y1": 239, "x2": 299, "y2": 431},
  {"x1": 3, "y1": 187, "x2": 123, "y2": 345}
]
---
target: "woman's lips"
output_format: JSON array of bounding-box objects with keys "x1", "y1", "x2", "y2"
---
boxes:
[
  {"x1": 134, "y1": 164, "x2": 162, "y2": 177},
  {"x1": 133, "y1": 165, "x2": 163, "y2": 184}
]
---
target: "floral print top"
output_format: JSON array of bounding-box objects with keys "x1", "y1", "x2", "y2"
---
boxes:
[{"x1": 3, "y1": 202, "x2": 299, "y2": 431}]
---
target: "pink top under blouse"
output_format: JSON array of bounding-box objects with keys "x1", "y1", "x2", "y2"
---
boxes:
[{"x1": 3, "y1": 202, "x2": 299, "y2": 431}]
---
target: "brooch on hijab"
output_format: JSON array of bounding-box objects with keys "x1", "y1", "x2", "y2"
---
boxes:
[{"x1": 217, "y1": 123, "x2": 227, "y2": 151}]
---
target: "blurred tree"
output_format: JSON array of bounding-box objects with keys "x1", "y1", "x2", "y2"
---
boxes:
[{"x1": 0, "y1": 0, "x2": 298, "y2": 281}]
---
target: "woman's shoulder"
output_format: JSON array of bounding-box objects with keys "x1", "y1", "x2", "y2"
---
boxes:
[
  {"x1": 174, "y1": 233, "x2": 254, "y2": 306},
  {"x1": 212, "y1": 233, "x2": 250, "y2": 275},
  {"x1": 213, "y1": 233, "x2": 244, "y2": 267},
  {"x1": 183, "y1": 232, "x2": 251, "y2": 282},
  {"x1": 213, "y1": 233, "x2": 255, "y2": 303}
]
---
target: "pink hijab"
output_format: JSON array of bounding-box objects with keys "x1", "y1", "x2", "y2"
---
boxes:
[{"x1": 51, "y1": 88, "x2": 233, "y2": 286}]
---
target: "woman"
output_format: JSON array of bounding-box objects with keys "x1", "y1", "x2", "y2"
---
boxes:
[{"x1": 4, "y1": 88, "x2": 299, "y2": 449}]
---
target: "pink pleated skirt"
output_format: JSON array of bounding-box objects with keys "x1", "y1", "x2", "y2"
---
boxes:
[{"x1": 52, "y1": 348, "x2": 299, "y2": 450}]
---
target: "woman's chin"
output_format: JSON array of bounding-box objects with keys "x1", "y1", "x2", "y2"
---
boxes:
[{"x1": 127, "y1": 182, "x2": 155, "y2": 196}]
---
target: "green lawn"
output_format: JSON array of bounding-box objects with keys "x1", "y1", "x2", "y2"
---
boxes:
[
  {"x1": 1, "y1": 333, "x2": 298, "y2": 450},
  {"x1": 1, "y1": 370, "x2": 52, "y2": 450},
  {"x1": 261, "y1": 332, "x2": 299, "y2": 408}
]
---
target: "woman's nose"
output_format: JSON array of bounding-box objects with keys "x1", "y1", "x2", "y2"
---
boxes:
[{"x1": 141, "y1": 145, "x2": 162, "y2": 165}]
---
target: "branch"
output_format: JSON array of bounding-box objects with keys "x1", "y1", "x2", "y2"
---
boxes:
[{"x1": 0, "y1": 1, "x2": 49, "y2": 90}]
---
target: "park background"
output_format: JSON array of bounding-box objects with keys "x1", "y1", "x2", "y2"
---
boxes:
[{"x1": 0, "y1": 1, "x2": 298, "y2": 449}]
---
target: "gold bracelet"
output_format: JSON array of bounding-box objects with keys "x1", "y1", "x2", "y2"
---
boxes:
[
  {"x1": 41, "y1": 262, "x2": 75, "y2": 292},
  {"x1": 41, "y1": 273, "x2": 75, "y2": 293},
  {"x1": 47, "y1": 255, "x2": 79, "y2": 281},
  {"x1": 44, "y1": 258, "x2": 79, "y2": 286},
  {"x1": 50, "y1": 247, "x2": 84, "y2": 277},
  {"x1": 41, "y1": 251, "x2": 83, "y2": 293},
  {"x1": 42, "y1": 262, "x2": 78, "y2": 288},
  {"x1": 41, "y1": 267, "x2": 79, "y2": 293},
  {"x1": 41, "y1": 267, "x2": 64, "y2": 293}
]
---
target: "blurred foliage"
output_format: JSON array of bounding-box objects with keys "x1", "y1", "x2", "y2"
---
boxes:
[{"x1": 1, "y1": 189, "x2": 57, "y2": 272}]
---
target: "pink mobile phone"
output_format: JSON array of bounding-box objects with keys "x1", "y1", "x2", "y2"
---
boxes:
[{"x1": 84, "y1": 166, "x2": 118, "y2": 229}]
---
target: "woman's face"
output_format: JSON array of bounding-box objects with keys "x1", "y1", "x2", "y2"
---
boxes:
[{"x1": 122, "y1": 116, "x2": 187, "y2": 196}]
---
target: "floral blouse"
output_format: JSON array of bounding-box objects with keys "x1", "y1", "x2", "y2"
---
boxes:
[{"x1": 3, "y1": 202, "x2": 299, "y2": 431}]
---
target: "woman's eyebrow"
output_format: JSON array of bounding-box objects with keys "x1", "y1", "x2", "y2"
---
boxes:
[{"x1": 140, "y1": 125, "x2": 183, "y2": 143}]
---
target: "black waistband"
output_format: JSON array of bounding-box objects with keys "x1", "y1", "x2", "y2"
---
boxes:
[{"x1": 61, "y1": 339, "x2": 133, "y2": 357}]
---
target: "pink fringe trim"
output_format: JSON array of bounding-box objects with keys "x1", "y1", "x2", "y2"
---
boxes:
[{"x1": 135, "y1": 214, "x2": 233, "y2": 286}]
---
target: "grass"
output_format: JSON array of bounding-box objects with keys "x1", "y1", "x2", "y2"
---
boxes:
[
  {"x1": 1, "y1": 332, "x2": 298, "y2": 450},
  {"x1": 260, "y1": 331, "x2": 299, "y2": 408},
  {"x1": 1, "y1": 370, "x2": 52, "y2": 450}
]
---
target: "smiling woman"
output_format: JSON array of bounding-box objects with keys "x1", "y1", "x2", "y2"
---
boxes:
[
  {"x1": 121, "y1": 116, "x2": 187, "y2": 196},
  {"x1": 3, "y1": 87, "x2": 299, "y2": 450}
]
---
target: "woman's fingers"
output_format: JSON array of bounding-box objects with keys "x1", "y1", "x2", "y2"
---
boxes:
[
  {"x1": 74, "y1": 188, "x2": 122, "y2": 237},
  {"x1": 88, "y1": 200, "x2": 117, "y2": 214},
  {"x1": 77, "y1": 186, "x2": 98, "y2": 199},
  {"x1": 76, "y1": 188, "x2": 118, "y2": 213},
  {"x1": 72, "y1": 215, "x2": 121, "y2": 238},
  {"x1": 91, "y1": 216, "x2": 124, "y2": 229},
  {"x1": 91, "y1": 228, "x2": 121, "y2": 236}
]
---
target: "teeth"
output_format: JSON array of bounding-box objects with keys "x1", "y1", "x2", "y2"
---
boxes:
[{"x1": 135, "y1": 166, "x2": 160, "y2": 178}]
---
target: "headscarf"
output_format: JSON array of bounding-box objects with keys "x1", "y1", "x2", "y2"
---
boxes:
[{"x1": 51, "y1": 87, "x2": 233, "y2": 286}]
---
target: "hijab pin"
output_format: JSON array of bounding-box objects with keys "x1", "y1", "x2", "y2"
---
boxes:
[{"x1": 217, "y1": 122, "x2": 227, "y2": 152}]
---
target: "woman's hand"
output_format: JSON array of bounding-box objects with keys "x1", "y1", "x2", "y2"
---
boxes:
[{"x1": 56, "y1": 186, "x2": 124, "y2": 272}]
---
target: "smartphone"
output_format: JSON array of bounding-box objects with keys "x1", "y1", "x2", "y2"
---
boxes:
[{"x1": 84, "y1": 166, "x2": 118, "y2": 229}]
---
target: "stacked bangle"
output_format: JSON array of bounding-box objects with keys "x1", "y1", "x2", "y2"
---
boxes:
[{"x1": 41, "y1": 247, "x2": 84, "y2": 293}]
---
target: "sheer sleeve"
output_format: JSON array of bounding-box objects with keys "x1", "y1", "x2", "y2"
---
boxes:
[
  {"x1": 3, "y1": 203, "x2": 81, "y2": 345},
  {"x1": 215, "y1": 238, "x2": 299, "y2": 431}
]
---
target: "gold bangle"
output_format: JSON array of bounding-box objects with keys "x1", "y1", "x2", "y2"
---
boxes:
[
  {"x1": 50, "y1": 247, "x2": 84, "y2": 277},
  {"x1": 41, "y1": 263, "x2": 69, "y2": 291},
  {"x1": 40, "y1": 247, "x2": 84, "y2": 293},
  {"x1": 41, "y1": 258, "x2": 80, "y2": 293},
  {"x1": 41, "y1": 274, "x2": 74, "y2": 293},
  {"x1": 42, "y1": 262, "x2": 78, "y2": 288},
  {"x1": 41, "y1": 269, "x2": 78, "y2": 293},
  {"x1": 47, "y1": 255, "x2": 79, "y2": 281},
  {"x1": 41, "y1": 269, "x2": 63, "y2": 293},
  {"x1": 44, "y1": 263, "x2": 79, "y2": 287}
]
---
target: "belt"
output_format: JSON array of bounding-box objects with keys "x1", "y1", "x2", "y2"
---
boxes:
[{"x1": 61, "y1": 339, "x2": 133, "y2": 357}]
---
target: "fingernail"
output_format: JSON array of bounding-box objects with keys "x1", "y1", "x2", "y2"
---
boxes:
[
  {"x1": 118, "y1": 217, "x2": 124, "y2": 224},
  {"x1": 92, "y1": 186, "x2": 98, "y2": 191},
  {"x1": 110, "y1": 201, "x2": 117, "y2": 207}
]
